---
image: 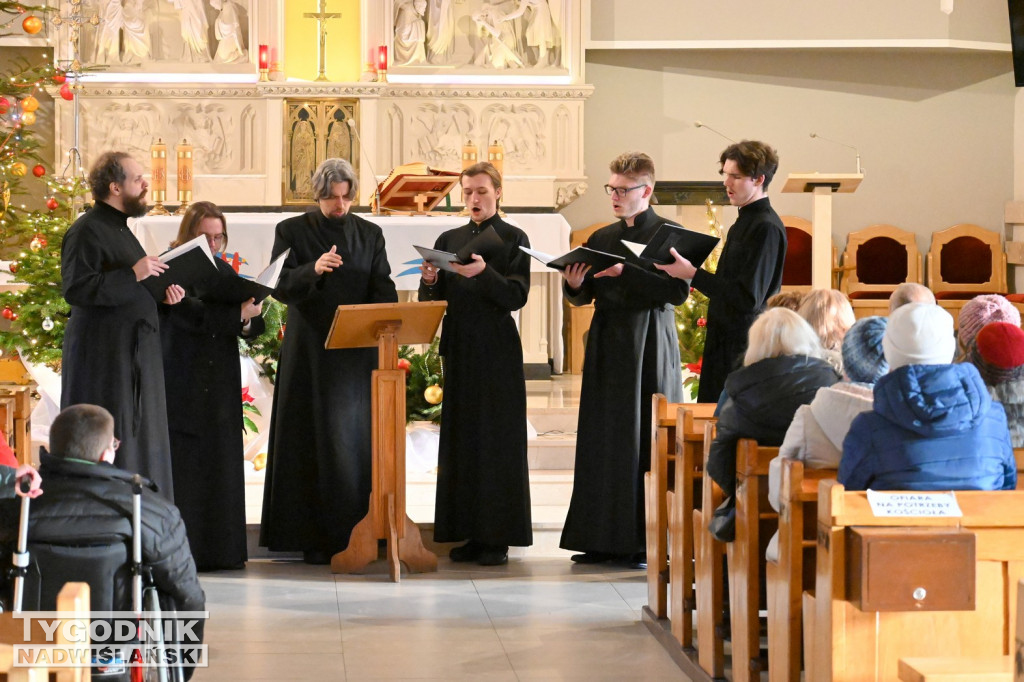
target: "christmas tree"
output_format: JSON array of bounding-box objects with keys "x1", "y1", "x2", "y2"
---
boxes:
[
  {"x1": 676, "y1": 200, "x2": 723, "y2": 399},
  {"x1": 0, "y1": 47, "x2": 75, "y2": 370}
]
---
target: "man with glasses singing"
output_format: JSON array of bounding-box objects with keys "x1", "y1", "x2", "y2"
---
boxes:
[
  {"x1": 656, "y1": 140, "x2": 786, "y2": 403},
  {"x1": 558, "y1": 152, "x2": 688, "y2": 568}
]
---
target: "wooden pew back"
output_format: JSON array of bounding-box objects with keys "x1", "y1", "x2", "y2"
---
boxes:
[
  {"x1": 0, "y1": 582, "x2": 91, "y2": 682},
  {"x1": 812, "y1": 482, "x2": 1024, "y2": 681},
  {"x1": 766, "y1": 458, "x2": 837, "y2": 682},
  {"x1": 694, "y1": 421, "x2": 726, "y2": 677}
]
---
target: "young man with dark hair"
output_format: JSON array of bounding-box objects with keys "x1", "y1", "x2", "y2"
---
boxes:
[
  {"x1": 558, "y1": 152, "x2": 688, "y2": 567},
  {"x1": 656, "y1": 140, "x2": 787, "y2": 403},
  {"x1": 61, "y1": 151, "x2": 182, "y2": 499}
]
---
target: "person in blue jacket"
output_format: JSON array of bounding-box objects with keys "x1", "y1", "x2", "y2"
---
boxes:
[{"x1": 839, "y1": 302, "x2": 1016, "y2": 491}]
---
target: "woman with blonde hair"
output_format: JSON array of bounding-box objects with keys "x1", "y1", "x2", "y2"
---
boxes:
[
  {"x1": 704, "y1": 307, "x2": 840, "y2": 539},
  {"x1": 797, "y1": 288, "x2": 855, "y2": 372}
]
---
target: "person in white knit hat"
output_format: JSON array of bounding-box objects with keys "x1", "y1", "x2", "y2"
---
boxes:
[{"x1": 839, "y1": 303, "x2": 1016, "y2": 492}]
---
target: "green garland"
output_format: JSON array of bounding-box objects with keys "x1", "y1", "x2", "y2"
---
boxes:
[{"x1": 399, "y1": 338, "x2": 444, "y2": 423}]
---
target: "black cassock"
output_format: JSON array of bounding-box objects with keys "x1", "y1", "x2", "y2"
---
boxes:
[
  {"x1": 259, "y1": 211, "x2": 397, "y2": 554},
  {"x1": 692, "y1": 197, "x2": 786, "y2": 404},
  {"x1": 418, "y1": 215, "x2": 533, "y2": 547},
  {"x1": 159, "y1": 258, "x2": 266, "y2": 570},
  {"x1": 559, "y1": 207, "x2": 688, "y2": 556},
  {"x1": 61, "y1": 201, "x2": 174, "y2": 500}
]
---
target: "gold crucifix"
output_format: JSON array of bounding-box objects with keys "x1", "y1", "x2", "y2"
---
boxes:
[{"x1": 303, "y1": 0, "x2": 342, "y2": 82}]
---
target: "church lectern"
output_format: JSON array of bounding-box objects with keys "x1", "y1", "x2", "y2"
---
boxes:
[
  {"x1": 781, "y1": 173, "x2": 863, "y2": 289},
  {"x1": 325, "y1": 300, "x2": 447, "y2": 581}
]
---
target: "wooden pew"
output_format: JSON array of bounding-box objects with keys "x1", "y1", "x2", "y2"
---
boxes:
[
  {"x1": 812, "y1": 481, "x2": 1024, "y2": 681},
  {"x1": 692, "y1": 421, "x2": 726, "y2": 678},
  {"x1": 667, "y1": 404, "x2": 717, "y2": 649},
  {"x1": 0, "y1": 582, "x2": 91, "y2": 682},
  {"x1": 897, "y1": 656, "x2": 1011, "y2": 681},
  {"x1": 645, "y1": 394, "x2": 684, "y2": 619},
  {"x1": 766, "y1": 458, "x2": 837, "y2": 682},
  {"x1": 727, "y1": 439, "x2": 780, "y2": 682}
]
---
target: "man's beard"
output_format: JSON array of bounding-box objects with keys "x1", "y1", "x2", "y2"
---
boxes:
[{"x1": 121, "y1": 191, "x2": 148, "y2": 218}]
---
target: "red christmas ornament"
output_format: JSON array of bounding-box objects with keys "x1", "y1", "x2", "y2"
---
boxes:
[
  {"x1": 9, "y1": 312, "x2": 16, "y2": 321},
  {"x1": 29, "y1": 234, "x2": 47, "y2": 252},
  {"x1": 46, "y1": 197, "x2": 59, "y2": 210},
  {"x1": 0, "y1": 97, "x2": 9, "y2": 115},
  {"x1": 32, "y1": 164, "x2": 45, "y2": 177},
  {"x1": 1, "y1": 308, "x2": 13, "y2": 321},
  {"x1": 59, "y1": 83, "x2": 74, "y2": 101},
  {"x1": 397, "y1": 358, "x2": 411, "y2": 373},
  {"x1": 52, "y1": 72, "x2": 66, "y2": 85},
  {"x1": 7, "y1": 262, "x2": 18, "y2": 274},
  {"x1": 696, "y1": 317, "x2": 707, "y2": 327}
]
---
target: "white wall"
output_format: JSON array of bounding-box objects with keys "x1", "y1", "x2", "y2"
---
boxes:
[{"x1": 561, "y1": 48, "x2": 1016, "y2": 269}]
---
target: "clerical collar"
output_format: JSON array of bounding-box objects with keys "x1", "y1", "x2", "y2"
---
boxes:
[
  {"x1": 94, "y1": 200, "x2": 131, "y2": 224},
  {"x1": 738, "y1": 196, "x2": 771, "y2": 214},
  {"x1": 625, "y1": 206, "x2": 656, "y2": 229},
  {"x1": 470, "y1": 213, "x2": 499, "y2": 235}
]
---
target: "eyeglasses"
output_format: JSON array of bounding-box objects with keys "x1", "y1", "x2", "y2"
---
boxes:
[
  {"x1": 604, "y1": 184, "x2": 646, "y2": 198},
  {"x1": 205, "y1": 234, "x2": 226, "y2": 245}
]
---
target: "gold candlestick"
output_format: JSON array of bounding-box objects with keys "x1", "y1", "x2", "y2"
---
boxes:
[
  {"x1": 147, "y1": 138, "x2": 170, "y2": 216},
  {"x1": 487, "y1": 140, "x2": 504, "y2": 177},
  {"x1": 461, "y1": 141, "x2": 478, "y2": 171},
  {"x1": 174, "y1": 138, "x2": 193, "y2": 216}
]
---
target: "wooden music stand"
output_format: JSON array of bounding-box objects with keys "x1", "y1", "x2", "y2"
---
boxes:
[
  {"x1": 327, "y1": 300, "x2": 447, "y2": 581},
  {"x1": 374, "y1": 168, "x2": 460, "y2": 216},
  {"x1": 782, "y1": 172, "x2": 863, "y2": 289}
]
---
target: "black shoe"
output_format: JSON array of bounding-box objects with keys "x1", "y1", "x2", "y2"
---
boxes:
[
  {"x1": 570, "y1": 551, "x2": 615, "y2": 564},
  {"x1": 303, "y1": 550, "x2": 331, "y2": 565},
  {"x1": 477, "y1": 545, "x2": 509, "y2": 566},
  {"x1": 449, "y1": 540, "x2": 485, "y2": 562}
]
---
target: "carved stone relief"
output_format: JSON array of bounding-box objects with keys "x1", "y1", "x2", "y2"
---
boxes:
[{"x1": 282, "y1": 99, "x2": 359, "y2": 205}]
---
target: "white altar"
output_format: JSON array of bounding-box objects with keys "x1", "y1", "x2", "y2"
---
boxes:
[{"x1": 132, "y1": 211, "x2": 571, "y2": 373}]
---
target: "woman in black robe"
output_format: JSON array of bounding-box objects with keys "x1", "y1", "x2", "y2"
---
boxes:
[
  {"x1": 259, "y1": 159, "x2": 398, "y2": 564},
  {"x1": 418, "y1": 162, "x2": 532, "y2": 566},
  {"x1": 159, "y1": 202, "x2": 264, "y2": 571}
]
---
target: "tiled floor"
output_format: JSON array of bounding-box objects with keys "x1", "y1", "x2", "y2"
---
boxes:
[{"x1": 194, "y1": 557, "x2": 689, "y2": 681}]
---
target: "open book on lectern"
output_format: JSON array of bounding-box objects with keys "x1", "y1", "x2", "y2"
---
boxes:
[
  {"x1": 621, "y1": 223, "x2": 720, "y2": 268},
  {"x1": 519, "y1": 245, "x2": 625, "y2": 272},
  {"x1": 141, "y1": 234, "x2": 219, "y2": 301},
  {"x1": 414, "y1": 225, "x2": 505, "y2": 273}
]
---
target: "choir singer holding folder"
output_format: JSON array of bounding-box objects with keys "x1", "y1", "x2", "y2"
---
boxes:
[
  {"x1": 558, "y1": 152, "x2": 687, "y2": 568},
  {"x1": 61, "y1": 151, "x2": 180, "y2": 500},
  {"x1": 159, "y1": 201, "x2": 264, "y2": 571},
  {"x1": 653, "y1": 140, "x2": 786, "y2": 404},
  {"x1": 418, "y1": 162, "x2": 532, "y2": 567}
]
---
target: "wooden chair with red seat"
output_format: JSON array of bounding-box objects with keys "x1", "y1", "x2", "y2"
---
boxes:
[
  {"x1": 927, "y1": 224, "x2": 1007, "y2": 300},
  {"x1": 839, "y1": 224, "x2": 923, "y2": 319},
  {"x1": 780, "y1": 216, "x2": 813, "y2": 293}
]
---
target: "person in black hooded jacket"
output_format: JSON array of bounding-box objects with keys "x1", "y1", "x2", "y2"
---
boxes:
[
  {"x1": 705, "y1": 307, "x2": 840, "y2": 500},
  {"x1": 0, "y1": 404, "x2": 205, "y2": 679}
]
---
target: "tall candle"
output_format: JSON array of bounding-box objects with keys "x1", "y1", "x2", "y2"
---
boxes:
[
  {"x1": 461, "y1": 141, "x2": 478, "y2": 171},
  {"x1": 150, "y1": 138, "x2": 167, "y2": 199},
  {"x1": 258, "y1": 44, "x2": 269, "y2": 70},
  {"x1": 377, "y1": 45, "x2": 388, "y2": 72},
  {"x1": 176, "y1": 138, "x2": 193, "y2": 203},
  {"x1": 487, "y1": 140, "x2": 504, "y2": 176}
]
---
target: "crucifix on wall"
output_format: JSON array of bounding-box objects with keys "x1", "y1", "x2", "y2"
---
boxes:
[{"x1": 304, "y1": 0, "x2": 342, "y2": 81}]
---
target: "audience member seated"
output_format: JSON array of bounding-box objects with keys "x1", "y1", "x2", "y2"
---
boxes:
[
  {"x1": 955, "y1": 294, "x2": 1021, "y2": 362},
  {"x1": 705, "y1": 308, "x2": 840, "y2": 509},
  {"x1": 888, "y1": 282, "x2": 935, "y2": 313},
  {"x1": 971, "y1": 321, "x2": 1024, "y2": 448},
  {"x1": 766, "y1": 291, "x2": 805, "y2": 312},
  {"x1": 764, "y1": 315, "x2": 886, "y2": 560},
  {"x1": 839, "y1": 303, "x2": 1016, "y2": 491},
  {"x1": 0, "y1": 404, "x2": 205, "y2": 678},
  {"x1": 797, "y1": 288, "x2": 855, "y2": 374}
]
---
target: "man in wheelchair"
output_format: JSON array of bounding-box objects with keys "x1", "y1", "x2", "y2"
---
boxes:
[{"x1": 0, "y1": 404, "x2": 206, "y2": 680}]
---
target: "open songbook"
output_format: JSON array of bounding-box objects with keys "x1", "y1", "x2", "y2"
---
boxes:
[
  {"x1": 372, "y1": 161, "x2": 461, "y2": 214},
  {"x1": 621, "y1": 223, "x2": 720, "y2": 268},
  {"x1": 518, "y1": 245, "x2": 624, "y2": 272},
  {"x1": 200, "y1": 248, "x2": 291, "y2": 304},
  {"x1": 414, "y1": 226, "x2": 505, "y2": 273},
  {"x1": 141, "y1": 234, "x2": 218, "y2": 301}
]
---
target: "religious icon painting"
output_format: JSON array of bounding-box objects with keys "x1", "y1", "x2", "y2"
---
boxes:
[{"x1": 283, "y1": 99, "x2": 360, "y2": 205}]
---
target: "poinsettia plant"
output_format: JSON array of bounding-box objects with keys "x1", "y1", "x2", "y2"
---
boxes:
[{"x1": 242, "y1": 386, "x2": 261, "y2": 434}]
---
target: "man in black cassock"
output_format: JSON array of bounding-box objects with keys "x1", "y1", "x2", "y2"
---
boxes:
[
  {"x1": 259, "y1": 158, "x2": 398, "y2": 565},
  {"x1": 655, "y1": 140, "x2": 786, "y2": 404},
  {"x1": 418, "y1": 162, "x2": 532, "y2": 567},
  {"x1": 559, "y1": 152, "x2": 688, "y2": 567},
  {"x1": 61, "y1": 151, "x2": 181, "y2": 500}
]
